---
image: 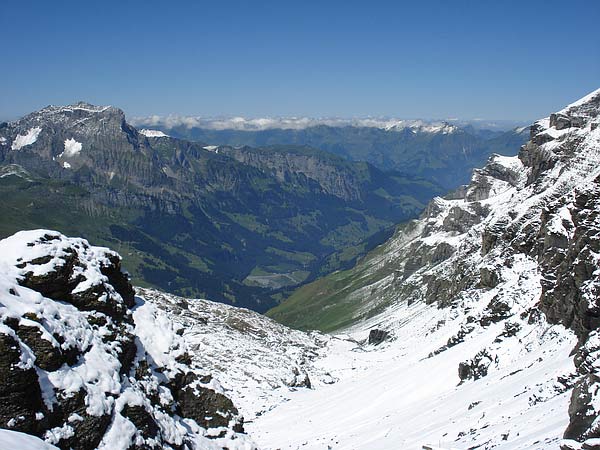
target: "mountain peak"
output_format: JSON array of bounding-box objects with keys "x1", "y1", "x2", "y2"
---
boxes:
[{"x1": 31, "y1": 102, "x2": 123, "y2": 120}]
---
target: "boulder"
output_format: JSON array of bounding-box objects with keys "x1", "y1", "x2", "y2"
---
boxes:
[{"x1": 368, "y1": 329, "x2": 389, "y2": 345}]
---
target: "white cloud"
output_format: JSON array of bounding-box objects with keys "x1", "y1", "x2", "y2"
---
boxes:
[{"x1": 130, "y1": 115, "x2": 527, "y2": 132}]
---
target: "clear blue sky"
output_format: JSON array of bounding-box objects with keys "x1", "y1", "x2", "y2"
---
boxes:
[{"x1": 1, "y1": 0, "x2": 598, "y2": 121}]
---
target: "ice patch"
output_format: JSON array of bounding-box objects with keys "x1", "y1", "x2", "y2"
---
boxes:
[
  {"x1": 11, "y1": 127, "x2": 42, "y2": 150},
  {"x1": 62, "y1": 162, "x2": 71, "y2": 169}
]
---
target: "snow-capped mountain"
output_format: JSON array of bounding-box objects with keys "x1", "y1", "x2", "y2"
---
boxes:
[{"x1": 262, "y1": 89, "x2": 600, "y2": 448}]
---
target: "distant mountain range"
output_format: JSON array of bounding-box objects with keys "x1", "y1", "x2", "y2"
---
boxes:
[{"x1": 132, "y1": 116, "x2": 529, "y2": 189}]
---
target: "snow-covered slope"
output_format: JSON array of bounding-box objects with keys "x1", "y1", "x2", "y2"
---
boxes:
[
  {"x1": 137, "y1": 288, "x2": 330, "y2": 420},
  {"x1": 247, "y1": 89, "x2": 600, "y2": 449}
]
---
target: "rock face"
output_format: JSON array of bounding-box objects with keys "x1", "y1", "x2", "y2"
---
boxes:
[
  {"x1": 218, "y1": 145, "x2": 367, "y2": 202},
  {"x1": 0, "y1": 230, "x2": 253, "y2": 450},
  {"x1": 274, "y1": 88, "x2": 600, "y2": 446}
]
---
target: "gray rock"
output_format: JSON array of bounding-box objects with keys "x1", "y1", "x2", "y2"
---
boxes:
[
  {"x1": 564, "y1": 374, "x2": 600, "y2": 441},
  {"x1": 0, "y1": 332, "x2": 45, "y2": 435},
  {"x1": 479, "y1": 267, "x2": 500, "y2": 288},
  {"x1": 550, "y1": 113, "x2": 572, "y2": 130},
  {"x1": 458, "y1": 350, "x2": 494, "y2": 382}
]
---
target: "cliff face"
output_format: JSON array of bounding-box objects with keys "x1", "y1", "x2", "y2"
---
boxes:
[
  {"x1": 137, "y1": 117, "x2": 528, "y2": 191},
  {"x1": 270, "y1": 89, "x2": 600, "y2": 446},
  {"x1": 217, "y1": 145, "x2": 367, "y2": 202}
]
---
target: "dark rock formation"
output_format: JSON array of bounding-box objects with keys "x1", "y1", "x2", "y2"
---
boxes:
[
  {"x1": 0, "y1": 332, "x2": 45, "y2": 435},
  {"x1": 458, "y1": 350, "x2": 495, "y2": 382},
  {"x1": 368, "y1": 329, "x2": 389, "y2": 345}
]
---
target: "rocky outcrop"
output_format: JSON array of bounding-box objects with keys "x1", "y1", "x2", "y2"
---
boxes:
[
  {"x1": 458, "y1": 349, "x2": 495, "y2": 381},
  {"x1": 0, "y1": 230, "x2": 252, "y2": 450}
]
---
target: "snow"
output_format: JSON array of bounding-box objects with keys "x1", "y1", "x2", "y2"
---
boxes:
[
  {"x1": 203, "y1": 145, "x2": 219, "y2": 151},
  {"x1": 514, "y1": 125, "x2": 529, "y2": 134},
  {"x1": 0, "y1": 164, "x2": 32, "y2": 180},
  {"x1": 139, "y1": 129, "x2": 169, "y2": 138},
  {"x1": 43, "y1": 104, "x2": 111, "y2": 114},
  {"x1": 0, "y1": 230, "x2": 120, "y2": 299},
  {"x1": 491, "y1": 154, "x2": 523, "y2": 172},
  {"x1": 239, "y1": 90, "x2": 600, "y2": 449},
  {"x1": 0, "y1": 429, "x2": 59, "y2": 450},
  {"x1": 44, "y1": 424, "x2": 75, "y2": 445},
  {"x1": 248, "y1": 300, "x2": 576, "y2": 450},
  {"x1": 61, "y1": 138, "x2": 82, "y2": 157},
  {"x1": 11, "y1": 127, "x2": 42, "y2": 150},
  {"x1": 384, "y1": 120, "x2": 458, "y2": 134},
  {"x1": 138, "y1": 288, "x2": 327, "y2": 420},
  {"x1": 132, "y1": 297, "x2": 189, "y2": 376},
  {"x1": 62, "y1": 161, "x2": 71, "y2": 169}
]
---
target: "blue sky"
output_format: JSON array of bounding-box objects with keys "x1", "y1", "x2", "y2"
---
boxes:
[{"x1": 1, "y1": 0, "x2": 598, "y2": 121}]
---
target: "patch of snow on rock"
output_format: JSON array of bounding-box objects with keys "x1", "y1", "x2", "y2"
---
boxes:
[
  {"x1": 62, "y1": 138, "x2": 82, "y2": 157},
  {"x1": 139, "y1": 129, "x2": 168, "y2": 138},
  {"x1": 11, "y1": 127, "x2": 42, "y2": 150}
]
